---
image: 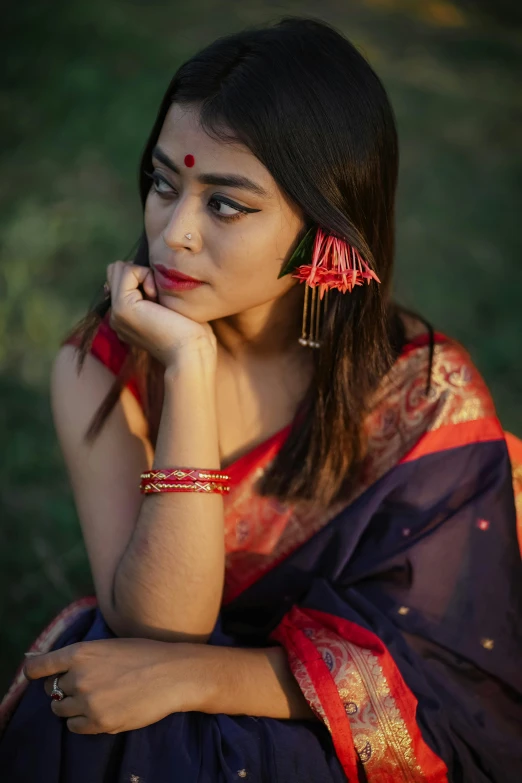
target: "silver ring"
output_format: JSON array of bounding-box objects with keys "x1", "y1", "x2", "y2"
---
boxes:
[
  {"x1": 51, "y1": 676, "x2": 65, "y2": 702},
  {"x1": 185, "y1": 233, "x2": 192, "y2": 240}
]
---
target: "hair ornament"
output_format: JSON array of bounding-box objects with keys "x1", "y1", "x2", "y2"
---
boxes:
[{"x1": 278, "y1": 225, "x2": 381, "y2": 348}]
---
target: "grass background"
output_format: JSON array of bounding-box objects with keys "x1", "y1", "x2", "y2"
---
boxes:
[{"x1": 1, "y1": 0, "x2": 521, "y2": 692}]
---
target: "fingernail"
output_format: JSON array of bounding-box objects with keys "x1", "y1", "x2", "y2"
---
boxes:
[{"x1": 24, "y1": 652, "x2": 39, "y2": 657}]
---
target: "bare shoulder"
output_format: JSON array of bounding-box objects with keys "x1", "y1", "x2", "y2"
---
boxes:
[{"x1": 51, "y1": 343, "x2": 150, "y2": 439}]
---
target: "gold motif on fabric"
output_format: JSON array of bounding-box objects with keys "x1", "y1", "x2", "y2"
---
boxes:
[{"x1": 288, "y1": 626, "x2": 427, "y2": 780}]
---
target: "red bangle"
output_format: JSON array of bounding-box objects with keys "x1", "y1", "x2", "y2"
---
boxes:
[
  {"x1": 140, "y1": 480, "x2": 230, "y2": 495},
  {"x1": 140, "y1": 467, "x2": 231, "y2": 484},
  {"x1": 139, "y1": 466, "x2": 231, "y2": 495}
]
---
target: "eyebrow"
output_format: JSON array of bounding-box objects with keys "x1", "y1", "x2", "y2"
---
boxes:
[{"x1": 151, "y1": 145, "x2": 270, "y2": 199}]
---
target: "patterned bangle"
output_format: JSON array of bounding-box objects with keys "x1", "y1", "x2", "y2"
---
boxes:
[
  {"x1": 140, "y1": 467, "x2": 231, "y2": 484},
  {"x1": 140, "y1": 480, "x2": 230, "y2": 495}
]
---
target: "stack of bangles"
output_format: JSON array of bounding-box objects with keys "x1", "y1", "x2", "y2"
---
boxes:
[{"x1": 140, "y1": 467, "x2": 231, "y2": 495}]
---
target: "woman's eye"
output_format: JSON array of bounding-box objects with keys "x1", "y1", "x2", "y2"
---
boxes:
[
  {"x1": 208, "y1": 198, "x2": 242, "y2": 218},
  {"x1": 149, "y1": 172, "x2": 174, "y2": 195},
  {"x1": 145, "y1": 170, "x2": 247, "y2": 222}
]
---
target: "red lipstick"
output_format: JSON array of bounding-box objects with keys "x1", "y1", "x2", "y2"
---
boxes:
[{"x1": 153, "y1": 264, "x2": 205, "y2": 291}]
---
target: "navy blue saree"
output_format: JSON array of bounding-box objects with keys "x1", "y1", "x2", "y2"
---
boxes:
[{"x1": 1, "y1": 328, "x2": 521, "y2": 781}]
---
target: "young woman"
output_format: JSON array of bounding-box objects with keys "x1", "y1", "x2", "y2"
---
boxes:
[{"x1": 1, "y1": 15, "x2": 521, "y2": 783}]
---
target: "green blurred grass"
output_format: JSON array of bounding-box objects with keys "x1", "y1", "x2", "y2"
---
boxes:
[{"x1": 1, "y1": 0, "x2": 521, "y2": 691}]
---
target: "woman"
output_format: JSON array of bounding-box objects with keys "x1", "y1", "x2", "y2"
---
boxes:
[{"x1": 1, "y1": 15, "x2": 521, "y2": 782}]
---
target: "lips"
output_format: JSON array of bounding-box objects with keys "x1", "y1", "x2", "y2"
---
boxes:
[{"x1": 153, "y1": 264, "x2": 203, "y2": 283}]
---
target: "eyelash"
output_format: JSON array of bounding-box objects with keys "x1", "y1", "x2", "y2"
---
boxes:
[{"x1": 144, "y1": 170, "x2": 248, "y2": 223}]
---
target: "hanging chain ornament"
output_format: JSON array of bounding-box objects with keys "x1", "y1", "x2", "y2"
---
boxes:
[{"x1": 278, "y1": 225, "x2": 381, "y2": 348}]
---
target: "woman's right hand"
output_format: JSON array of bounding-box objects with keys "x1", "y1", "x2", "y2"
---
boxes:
[{"x1": 106, "y1": 260, "x2": 217, "y2": 369}]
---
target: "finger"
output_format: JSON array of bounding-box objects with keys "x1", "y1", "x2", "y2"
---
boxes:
[
  {"x1": 66, "y1": 716, "x2": 102, "y2": 735},
  {"x1": 119, "y1": 262, "x2": 153, "y2": 300},
  {"x1": 108, "y1": 260, "x2": 144, "y2": 308},
  {"x1": 143, "y1": 267, "x2": 158, "y2": 300},
  {"x1": 44, "y1": 676, "x2": 54, "y2": 696},
  {"x1": 23, "y1": 645, "x2": 77, "y2": 680},
  {"x1": 50, "y1": 696, "x2": 83, "y2": 720},
  {"x1": 44, "y1": 671, "x2": 74, "y2": 697}
]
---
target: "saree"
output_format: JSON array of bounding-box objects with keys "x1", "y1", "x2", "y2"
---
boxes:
[{"x1": 1, "y1": 318, "x2": 521, "y2": 782}]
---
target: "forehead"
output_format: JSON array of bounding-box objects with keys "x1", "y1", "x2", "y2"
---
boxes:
[{"x1": 156, "y1": 103, "x2": 273, "y2": 190}]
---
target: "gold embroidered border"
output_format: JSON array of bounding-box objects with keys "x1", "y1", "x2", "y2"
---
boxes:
[{"x1": 290, "y1": 625, "x2": 427, "y2": 781}]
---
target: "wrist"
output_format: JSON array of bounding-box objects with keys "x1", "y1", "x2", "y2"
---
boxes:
[
  {"x1": 164, "y1": 342, "x2": 217, "y2": 376},
  {"x1": 165, "y1": 642, "x2": 217, "y2": 714}
]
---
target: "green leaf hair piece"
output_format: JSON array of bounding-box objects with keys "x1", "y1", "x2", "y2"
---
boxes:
[{"x1": 277, "y1": 225, "x2": 317, "y2": 279}]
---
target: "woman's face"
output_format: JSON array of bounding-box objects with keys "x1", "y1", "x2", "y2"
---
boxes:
[{"x1": 144, "y1": 103, "x2": 306, "y2": 330}]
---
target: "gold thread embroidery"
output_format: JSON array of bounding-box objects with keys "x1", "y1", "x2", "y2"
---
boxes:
[
  {"x1": 347, "y1": 643, "x2": 424, "y2": 779},
  {"x1": 290, "y1": 625, "x2": 427, "y2": 780}
]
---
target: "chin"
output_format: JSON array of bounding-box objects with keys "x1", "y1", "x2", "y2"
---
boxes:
[{"x1": 158, "y1": 293, "x2": 213, "y2": 323}]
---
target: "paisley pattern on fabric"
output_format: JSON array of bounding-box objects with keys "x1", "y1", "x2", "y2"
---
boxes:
[{"x1": 270, "y1": 607, "x2": 449, "y2": 782}]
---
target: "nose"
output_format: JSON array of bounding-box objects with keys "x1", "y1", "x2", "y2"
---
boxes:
[{"x1": 161, "y1": 194, "x2": 201, "y2": 251}]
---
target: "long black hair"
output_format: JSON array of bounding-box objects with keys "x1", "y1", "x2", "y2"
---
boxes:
[{"x1": 66, "y1": 15, "x2": 409, "y2": 511}]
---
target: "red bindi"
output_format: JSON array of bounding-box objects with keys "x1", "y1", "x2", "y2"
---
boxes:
[{"x1": 184, "y1": 154, "x2": 195, "y2": 167}]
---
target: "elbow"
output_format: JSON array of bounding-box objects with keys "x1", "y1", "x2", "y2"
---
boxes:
[
  {"x1": 98, "y1": 600, "x2": 139, "y2": 639},
  {"x1": 103, "y1": 602, "x2": 213, "y2": 644},
  {"x1": 109, "y1": 571, "x2": 217, "y2": 642}
]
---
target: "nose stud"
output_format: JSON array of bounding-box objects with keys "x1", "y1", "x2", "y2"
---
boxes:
[{"x1": 185, "y1": 233, "x2": 192, "y2": 240}]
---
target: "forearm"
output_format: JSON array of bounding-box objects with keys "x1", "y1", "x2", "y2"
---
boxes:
[
  {"x1": 112, "y1": 348, "x2": 224, "y2": 642},
  {"x1": 190, "y1": 643, "x2": 319, "y2": 721}
]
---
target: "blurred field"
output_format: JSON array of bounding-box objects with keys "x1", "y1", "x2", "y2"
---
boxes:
[{"x1": 1, "y1": 0, "x2": 521, "y2": 691}]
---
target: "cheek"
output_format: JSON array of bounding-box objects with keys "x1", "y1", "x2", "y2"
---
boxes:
[
  {"x1": 144, "y1": 197, "x2": 159, "y2": 236},
  {"x1": 217, "y1": 255, "x2": 297, "y2": 306},
  {"x1": 144, "y1": 195, "x2": 171, "y2": 242},
  {"x1": 216, "y1": 228, "x2": 296, "y2": 296}
]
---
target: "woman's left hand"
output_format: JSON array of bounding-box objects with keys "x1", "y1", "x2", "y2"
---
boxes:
[{"x1": 24, "y1": 638, "x2": 204, "y2": 734}]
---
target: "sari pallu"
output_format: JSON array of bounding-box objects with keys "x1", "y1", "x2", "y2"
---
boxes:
[{"x1": 1, "y1": 331, "x2": 521, "y2": 781}]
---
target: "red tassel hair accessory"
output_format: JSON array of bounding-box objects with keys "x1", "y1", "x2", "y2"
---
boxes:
[
  {"x1": 291, "y1": 227, "x2": 380, "y2": 299},
  {"x1": 279, "y1": 226, "x2": 381, "y2": 349}
]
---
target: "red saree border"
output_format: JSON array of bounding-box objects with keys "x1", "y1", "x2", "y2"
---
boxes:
[
  {"x1": 399, "y1": 417, "x2": 504, "y2": 464},
  {"x1": 399, "y1": 331, "x2": 447, "y2": 357},
  {"x1": 505, "y1": 431, "x2": 522, "y2": 554},
  {"x1": 271, "y1": 606, "x2": 448, "y2": 782},
  {"x1": 0, "y1": 596, "x2": 98, "y2": 737},
  {"x1": 270, "y1": 612, "x2": 360, "y2": 777},
  {"x1": 506, "y1": 431, "x2": 522, "y2": 465}
]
